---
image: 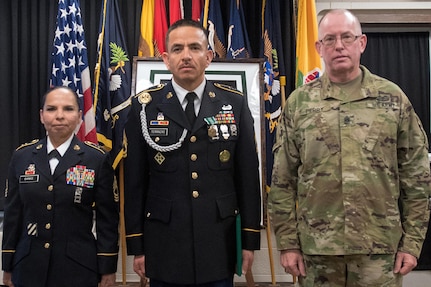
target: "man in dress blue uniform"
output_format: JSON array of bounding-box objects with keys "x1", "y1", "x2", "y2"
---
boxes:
[
  {"x1": 2, "y1": 86, "x2": 119, "y2": 287},
  {"x1": 124, "y1": 19, "x2": 261, "y2": 287}
]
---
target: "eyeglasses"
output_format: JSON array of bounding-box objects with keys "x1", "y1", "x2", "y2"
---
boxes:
[{"x1": 319, "y1": 33, "x2": 362, "y2": 47}]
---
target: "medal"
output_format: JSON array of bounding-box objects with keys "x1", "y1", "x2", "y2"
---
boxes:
[
  {"x1": 230, "y1": 124, "x2": 237, "y2": 136},
  {"x1": 220, "y1": 124, "x2": 229, "y2": 140},
  {"x1": 208, "y1": 125, "x2": 219, "y2": 139}
]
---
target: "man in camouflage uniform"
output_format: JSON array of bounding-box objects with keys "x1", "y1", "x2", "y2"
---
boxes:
[{"x1": 268, "y1": 9, "x2": 431, "y2": 287}]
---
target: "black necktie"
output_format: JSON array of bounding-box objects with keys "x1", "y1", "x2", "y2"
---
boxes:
[
  {"x1": 185, "y1": 92, "x2": 197, "y2": 126},
  {"x1": 48, "y1": 149, "x2": 61, "y2": 160},
  {"x1": 48, "y1": 149, "x2": 61, "y2": 174}
]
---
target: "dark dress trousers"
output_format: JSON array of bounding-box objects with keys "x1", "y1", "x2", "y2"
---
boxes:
[
  {"x1": 124, "y1": 81, "x2": 261, "y2": 284},
  {"x1": 2, "y1": 136, "x2": 119, "y2": 287}
]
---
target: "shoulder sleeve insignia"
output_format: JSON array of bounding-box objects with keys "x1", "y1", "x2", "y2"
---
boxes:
[
  {"x1": 84, "y1": 141, "x2": 106, "y2": 154},
  {"x1": 16, "y1": 139, "x2": 39, "y2": 151},
  {"x1": 214, "y1": 83, "x2": 243, "y2": 96}
]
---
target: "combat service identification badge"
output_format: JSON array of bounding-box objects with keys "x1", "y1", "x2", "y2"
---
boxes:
[
  {"x1": 219, "y1": 150, "x2": 230, "y2": 163},
  {"x1": 138, "y1": 92, "x2": 152, "y2": 104}
]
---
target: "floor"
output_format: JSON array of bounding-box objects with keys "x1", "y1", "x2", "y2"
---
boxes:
[{"x1": 113, "y1": 281, "x2": 294, "y2": 287}]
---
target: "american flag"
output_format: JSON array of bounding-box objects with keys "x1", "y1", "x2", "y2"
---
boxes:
[{"x1": 50, "y1": 0, "x2": 97, "y2": 143}]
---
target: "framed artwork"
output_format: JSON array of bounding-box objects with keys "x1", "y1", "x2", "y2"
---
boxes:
[{"x1": 132, "y1": 57, "x2": 266, "y2": 220}]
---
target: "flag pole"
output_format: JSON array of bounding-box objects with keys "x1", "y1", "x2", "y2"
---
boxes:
[
  {"x1": 280, "y1": 76, "x2": 286, "y2": 109},
  {"x1": 202, "y1": 0, "x2": 209, "y2": 29},
  {"x1": 278, "y1": 75, "x2": 290, "y2": 284},
  {"x1": 119, "y1": 158, "x2": 127, "y2": 285},
  {"x1": 265, "y1": 209, "x2": 276, "y2": 285},
  {"x1": 93, "y1": 0, "x2": 108, "y2": 114}
]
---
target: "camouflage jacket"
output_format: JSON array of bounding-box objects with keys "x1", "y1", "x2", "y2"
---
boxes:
[{"x1": 268, "y1": 66, "x2": 431, "y2": 257}]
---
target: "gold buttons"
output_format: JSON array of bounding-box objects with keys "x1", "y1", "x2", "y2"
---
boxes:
[
  {"x1": 155, "y1": 137, "x2": 160, "y2": 143},
  {"x1": 45, "y1": 223, "x2": 51, "y2": 230},
  {"x1": 146, "y1": 212, "x2": 151, "y2": 218},
  {"x1": 191, "y1": 172, "x2": 198, "y2": 179},
  {"x1": 190, "y1": 136, "x2": 197, "y2": 143},
  {"x1": 44, "y1": 243, "x2": 50, "y2": 249},
  {"x1": 192, "y1": 191, "x2": 199, "y2": 198},
  {"x1": 46, "y1": 204, "x2": 52, "y2": 210},
  {"x1": 190, "y1": 154, "x2": 197, "y2": 161},
  {"x1": 47, "y1": 185, "x2": 54, "y2": 191}
]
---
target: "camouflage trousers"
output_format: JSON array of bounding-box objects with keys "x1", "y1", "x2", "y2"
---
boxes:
[{"x1": 297, "y1": 254, "x2": 403, "y2": 287}]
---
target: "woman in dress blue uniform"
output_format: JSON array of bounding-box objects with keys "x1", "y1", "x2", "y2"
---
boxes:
[
  {"x1": 124, "y1": 19, "x2": 261, "y2": 287},
  {"x1": 2, "y1": 86, "x2": 119, "y2": 287}
]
